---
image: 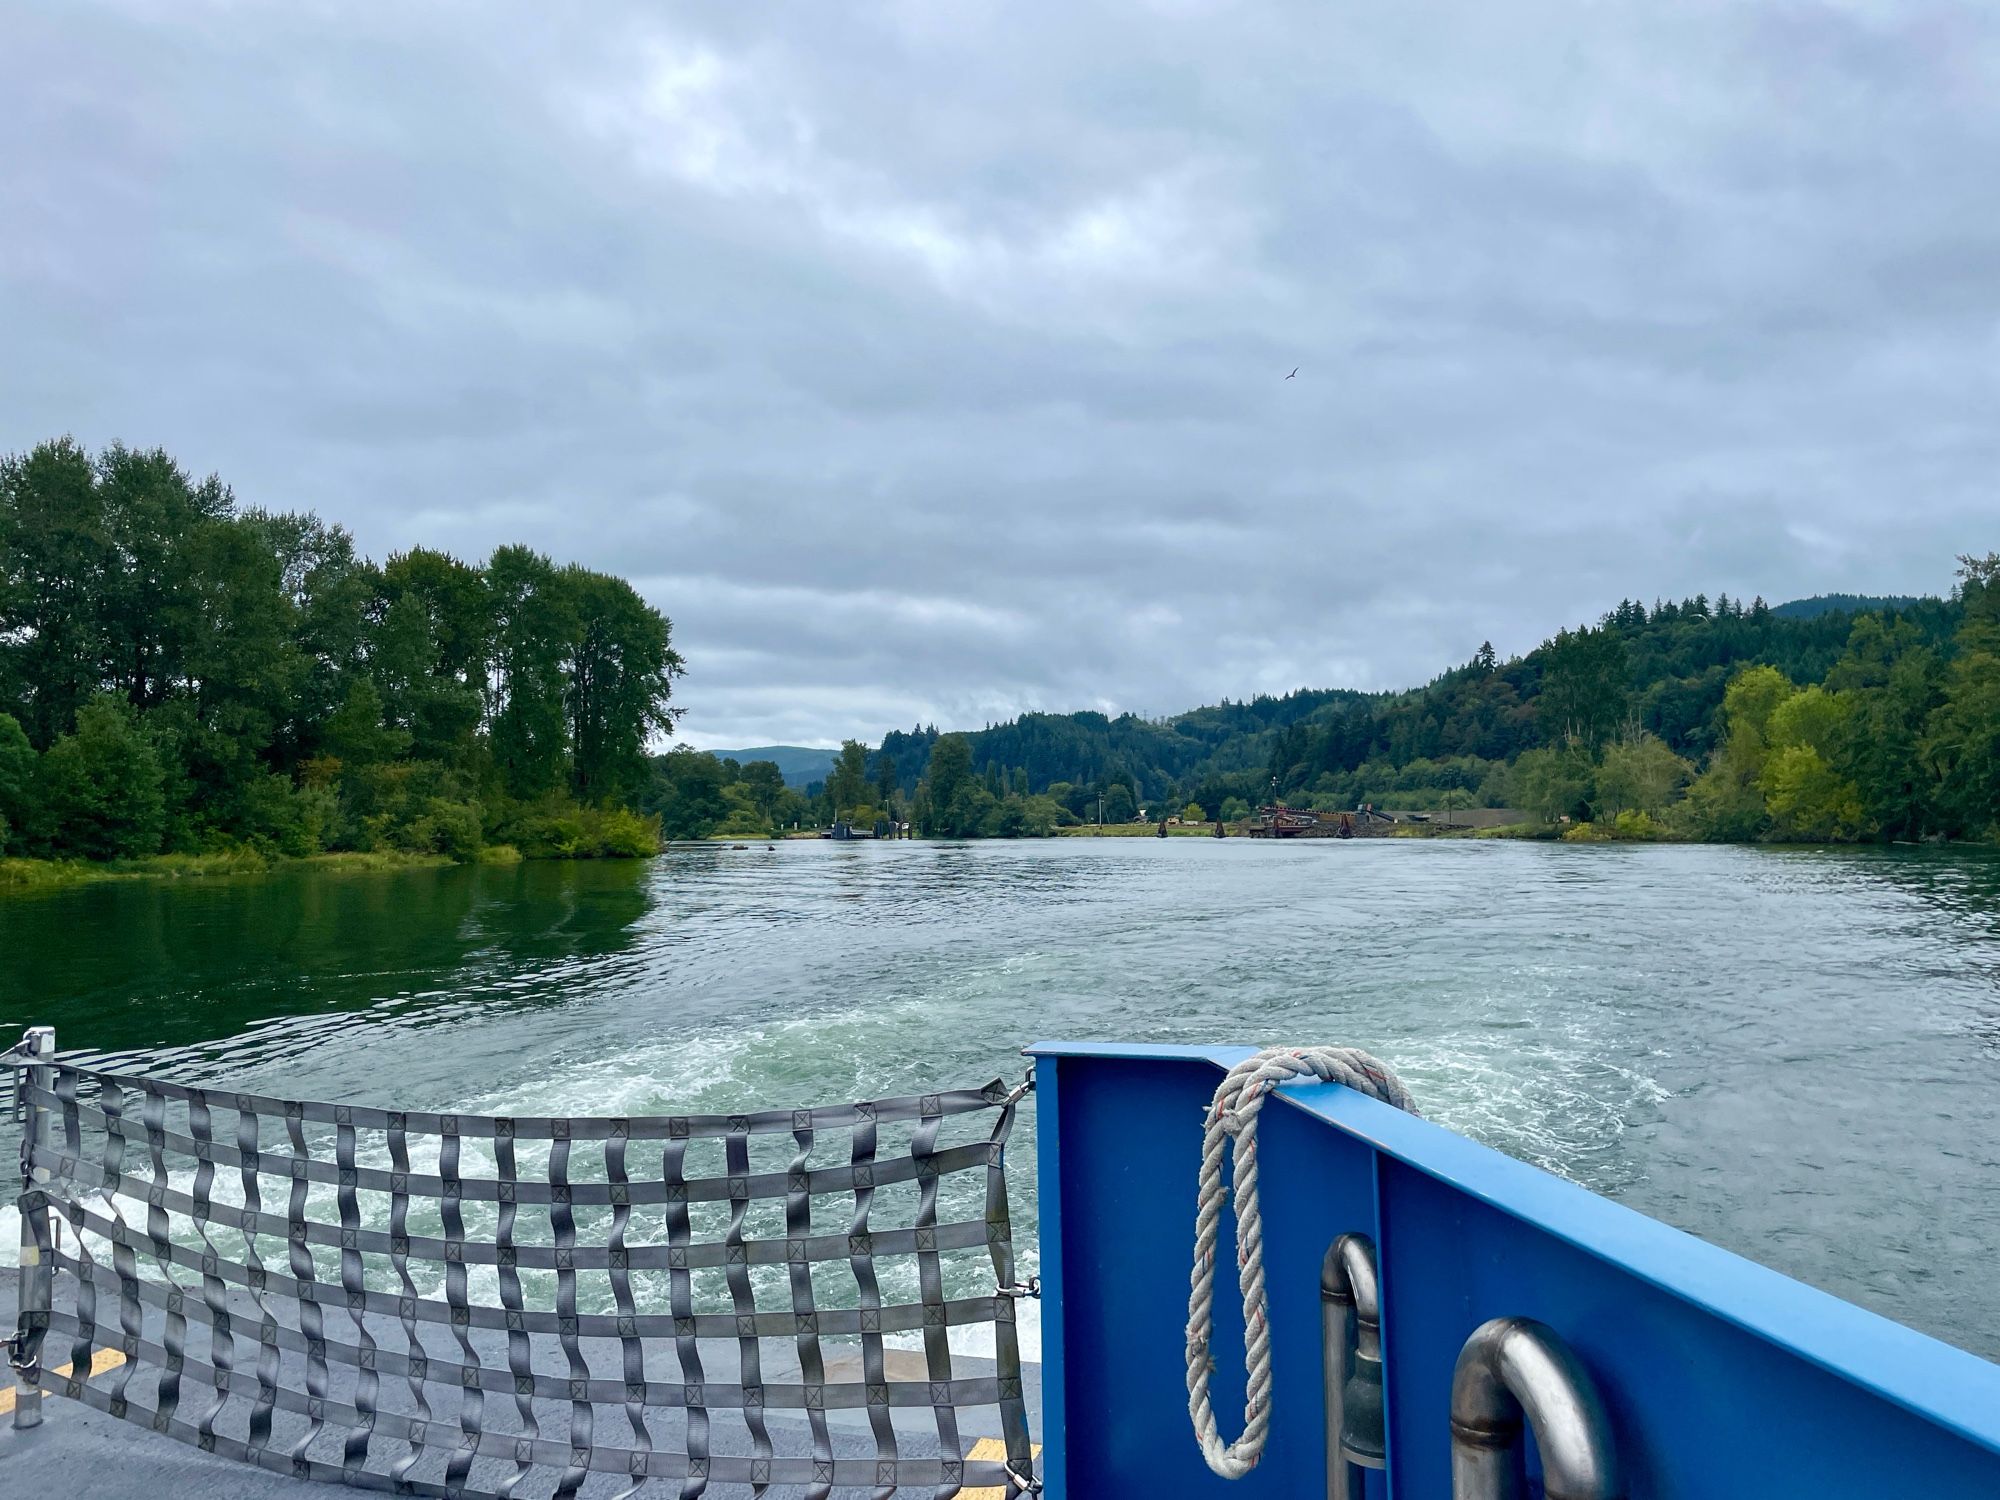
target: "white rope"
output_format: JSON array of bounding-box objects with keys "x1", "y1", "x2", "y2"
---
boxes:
[{"x1": 1185, "y1": 1046, "x2": 1420, "y2": 1479}]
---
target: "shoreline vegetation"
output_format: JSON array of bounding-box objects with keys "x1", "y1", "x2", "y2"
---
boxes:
[
  {"x1": 649, "y1": 555, "x2": 2000, "y2": 849},
  {"x1": 0, "y1": 439, "x2": 678, "y2": 874},
  {"x1": 5, "y1": 439, "x2": 1995, "y2": 870},
  {"x1": 0, "y1": 847, "x2": 469, "y2": 893}
]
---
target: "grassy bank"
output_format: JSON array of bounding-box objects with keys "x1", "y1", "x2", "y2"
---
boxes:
[
  {"x1": 1055, "y1": 822, "x2": 1223, "y2": 837},
  {"x1": 0, "y1": 846, "x2": 525, "y2": 894}
]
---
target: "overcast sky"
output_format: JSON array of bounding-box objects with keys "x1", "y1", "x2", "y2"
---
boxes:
[{"x1": 5, "y1": 3, "x2": 1996, "y2": 748}]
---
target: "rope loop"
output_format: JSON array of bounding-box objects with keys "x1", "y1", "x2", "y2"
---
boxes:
[{"x1": 1185, "y1": 1046, "x2": 1419, "y2": 1479}]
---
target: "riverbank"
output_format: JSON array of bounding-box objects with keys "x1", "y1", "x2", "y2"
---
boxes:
[
  {"x1": 0, "y1": 847, "x2": 501, "y2": 894},
  {"x1": 1055, "y1": 822, "x2": 1219, "y2": 837}
]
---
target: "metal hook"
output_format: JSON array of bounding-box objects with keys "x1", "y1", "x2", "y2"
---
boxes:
[{"x1": 1002, "y1": 1065, "x2": 1037, "y2": 1107}]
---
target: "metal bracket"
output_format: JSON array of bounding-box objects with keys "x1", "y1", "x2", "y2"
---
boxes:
[{"x1": 996, "y1": 1276, "x2": 1042, "y2": 1299}]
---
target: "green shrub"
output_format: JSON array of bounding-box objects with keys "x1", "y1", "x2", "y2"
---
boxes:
[
  {"x1": 1561, "y1": 811, "x2": 1671, "y2": 842},
  {"x1": 490, "y1": 795, "x2": 660, "y2": 858},
  {"x1": 37, "y1": 697, "x2": 166, "y2": 860},
  {"x1": 241, "y1": 773, "x2": 331, "y2": 857},
  {"x1": 1560, "y1": 820, "x2": 1613, "y2": 842}
]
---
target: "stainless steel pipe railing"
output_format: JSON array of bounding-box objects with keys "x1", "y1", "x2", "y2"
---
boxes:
[
  {"x1": 1321, "y1": 1232, "x2": 1384, "y2": 1499},
  {"x1": 1449, "y1": 1317, "x2": 1622, "y2": 1500}
]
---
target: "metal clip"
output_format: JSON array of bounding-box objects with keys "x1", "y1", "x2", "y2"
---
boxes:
[
  {"x1": 1002, "y1": 1066, "x2": 1036, "y2": 1107},
  {"x1": 996, "y1": 1276, "x2": 1041, "y2": 1300},
  {"x1": 5, "y1": 1323, "x2": 36, "y2": 1376},
  {"x1": 1005, "y1": 1463, "x2": 1043, "y2": 1494}
]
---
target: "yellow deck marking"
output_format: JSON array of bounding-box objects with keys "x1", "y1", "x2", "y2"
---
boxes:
[
  {"x1": 963, "y1": 1435, "x2": 1044, "y2": 1498},
  {"x1": 0, "y1": 1345, "x2": 126, "y2": 1415}
]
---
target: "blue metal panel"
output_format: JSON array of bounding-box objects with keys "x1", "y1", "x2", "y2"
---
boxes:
[
  {"x1": 1028, "y1": 1041, "x2": 2000, "y2": 1499},
  {"x1": 1033, "y1": 1053, "x2": 1070, "y2": 1498}
]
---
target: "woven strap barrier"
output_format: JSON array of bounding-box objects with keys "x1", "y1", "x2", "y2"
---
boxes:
[
  {"x1": 7, "y1": 1033, "x2": 1038, "y2": 1498},
  {"x1": 1185, "y1": 1046, "x2": 1418, "y2": 1480}
]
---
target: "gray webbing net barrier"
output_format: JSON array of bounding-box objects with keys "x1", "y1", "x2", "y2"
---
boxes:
[{"x1": 7, "y1": 1030, "x2": 1038, "y2": 1498}]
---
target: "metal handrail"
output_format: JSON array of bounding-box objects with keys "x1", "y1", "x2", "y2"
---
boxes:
[{"x1": 1449, "y1": 1317, "x2": 1623, "y2": 1500}]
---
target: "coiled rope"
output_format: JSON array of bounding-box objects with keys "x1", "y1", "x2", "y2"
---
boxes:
[{"x1": 1186, "y1": 1046, "x2": 1420, "y2": 1479}]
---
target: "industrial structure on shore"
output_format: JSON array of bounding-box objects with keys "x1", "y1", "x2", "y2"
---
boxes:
[{"x1": 1245, "y1": 804, "x2": 1524, "y2": 838}]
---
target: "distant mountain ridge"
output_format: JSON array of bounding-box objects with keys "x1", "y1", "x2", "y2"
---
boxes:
[
  {"x1": 702, "y1": 745, "x2": 838, "y2": 788},
  {"x1": 1771, "y1": 593, "x2": 1929, "y2": 620}
]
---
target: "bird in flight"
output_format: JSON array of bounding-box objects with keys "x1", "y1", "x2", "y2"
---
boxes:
[{"x1": 1285, "y1": 368, "x2": 1298, "y2": 380}]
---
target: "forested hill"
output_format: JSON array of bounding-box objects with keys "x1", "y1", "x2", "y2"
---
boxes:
[
  {"x1": 703, "y1": 745, "x2": 836, "y2": 788},
  {"x1": 870, "y1": 688, "x2": 1373, "y2": 802},
  {"x1": 845, "y1": 571, "x2": 1997, "y2": 844},
  {"x1": 868, "y1": 592, "x2": 1952, "y2": 809},
  {"x1": 1771, "y1": 594, "x2": 1926, "y2": 620}
]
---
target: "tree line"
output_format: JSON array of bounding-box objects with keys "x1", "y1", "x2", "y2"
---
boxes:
[
  {"x1": 805, "y1": 560, "x2": 1997, "y2": 844},
  {"x1": 0, "y1": 438, "x2": 680, "y2": 863}
]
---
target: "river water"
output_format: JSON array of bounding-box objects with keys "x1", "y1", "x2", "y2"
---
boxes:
[{"x1": 4, "y1": 839, "x2": 1999, "y2": 1361}]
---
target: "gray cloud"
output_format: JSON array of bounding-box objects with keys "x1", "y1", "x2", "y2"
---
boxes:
[{"x1": 5, "y1": 1, "x2": 1997, "y2": 748}]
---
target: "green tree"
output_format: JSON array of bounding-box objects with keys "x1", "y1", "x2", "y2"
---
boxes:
[
  {"x1": 1436, "y1": 787, "x2": 1474, "y2": 825},
  {"x1": 642, "y1": 747, "x2": 730, "y2": 840},
  {"x1": 1536, "y1": 627, "x2": 1629, "y2": 748},
  {"x1": 249, "y1": 509, "x2": 377, "y2": 768},
  {"x1": 1593, "y1": 735, "x2": 1691, "y2": 821},
  {"x1": 1677, "y1": 666, "x2": 1795, "y2": 840},
  {"x1": 0, "y1": 711, "x2": 35, "y2": 853},
  {"x1": 486, "y1": 546, "x2": 573, "y2": 797},
  {"x1": 1507, "y1": 744, "x2": 1594, "y2": 823},
  {"x1": 37, "y1": 696, "x2": 166, "y2": 859},
  {"x1": 324, "y1": 677, "x2": 412, "y2": 769},
  {"x1": 826, "y1": 740, "x2": 870, "y2": 821},
  {"x1": 924, "y1": 734, "x2": 974, "y2": 832},
  {"x1": 1753, "y1": 685, "x2": 1867, "y2": 840},
  {"x1": 172, "y1": 516, "x2": 306, "y2": 840},
  {"x1": 1924, "y1": 554, "x2": 2000, "y2": 838},
  {"x1": 98, "y1": 444, "x2": 231, "y2": 711},
  {"x1": 1761, "y1": 744, "x2": 1865, "y2": 841},
  {"x1": 874, "y1": 751, "x2": 900, "y2": 818},
  {"x1": 1102, "y1": 784, "x2": 1135, "y2": 823},
  {"x1": 738, "y1": 760, "x2": 788, "y2": 824},
  {"x1": 1825, "y1": 616, "x2": 1942, "y2": 840},
  {"x1": 563, "y1": 568, "x2": 682, "y2": 803},
  {"x1": 1181, "y1": 801, "x2": 1207, "y2": 823},
  {"x1": 945, "y1": 781, "x2": 997, "y2": 836},
  {"x1": 373, "y1": 553, "x2": 487, "y2": 769},
  {"x1": 0, "y1": 437, "x2": 109, "y2": 746}
]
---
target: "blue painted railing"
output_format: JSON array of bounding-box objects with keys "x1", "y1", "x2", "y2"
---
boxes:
[{"x1": 1028, "y1": 1042, "x2": 2000, "y2": 1498}]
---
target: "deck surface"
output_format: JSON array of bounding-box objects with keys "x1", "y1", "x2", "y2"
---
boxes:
[{"x1": 2, "y1": 1267, "x2": 1041, "y2": 1499}]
